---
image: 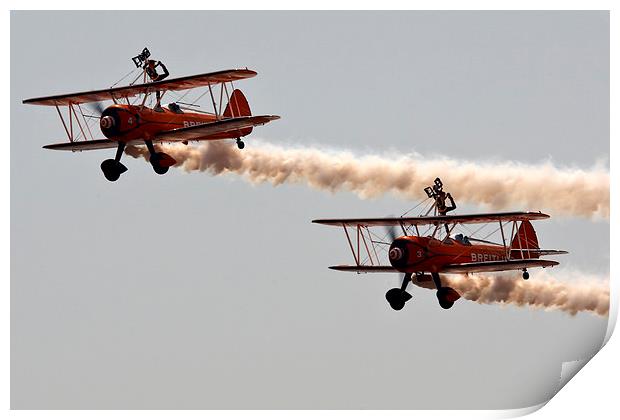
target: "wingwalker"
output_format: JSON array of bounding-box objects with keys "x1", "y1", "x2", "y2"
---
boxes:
[
  {"x1": 313, "y1": 178, "x2": 567, "y2": 311},
  {"x1": 23, "y1": 47, "x2": 280, "y2": 182}
]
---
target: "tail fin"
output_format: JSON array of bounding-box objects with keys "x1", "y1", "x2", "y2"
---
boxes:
[
  {"x1": 223, "y1": 89, "x2": 252, "y2": 118},
  {"x1": 510, "y1": 220, "x2": 539, "y2": 258}
]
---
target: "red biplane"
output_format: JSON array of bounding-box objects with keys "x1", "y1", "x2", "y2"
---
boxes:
[
  {"x1": 23, "y1": 48, "x2": 280, "y2": 181},
  {"x1": 313, "y1": 178, "x2": 567, "y2": 311}
]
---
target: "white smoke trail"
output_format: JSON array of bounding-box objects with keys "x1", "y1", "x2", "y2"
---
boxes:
[
  {"x1": 125, "y1": 141, "x2": 609, "y2": 219},
  {"x1": 412, "y1": 270, "x2": 609, "y2": 317}
]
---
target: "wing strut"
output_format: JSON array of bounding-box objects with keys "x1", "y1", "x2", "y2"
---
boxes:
[
  {"x1": 207, "y1": 83, "x2": 219, "y2": 120},
  {"x1": 342, "y1": 224, "x2": 360, "y2": 266},
  {"x1": 338, "y1": 223, "x2": 389, "y2": 269},
  {"x1": 499, "y1": 220, "x2": 509, "y2": 260},
  {"x1": 53, "y1": 102, "x2": 96, "y2": 143},
  {"x1": 54, "y1": 103, "x2": 72, "y2": 141}
]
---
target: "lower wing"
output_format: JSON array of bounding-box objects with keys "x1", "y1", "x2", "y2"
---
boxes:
[
  {"x1": 328, "y1": 259, "x2": 559, "y2": 274},
  {"x1": 329, "y1": 265, "x2": 399, "y2": 273},
  {"x1": 43, "y1": 139, "x2": 135, "y2": 151},
  {"x1": 42, "y1": 115, "x2": 280, "y2": 152}
]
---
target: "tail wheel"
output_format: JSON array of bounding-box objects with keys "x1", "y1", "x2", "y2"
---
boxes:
[
  {"x1": 236, "y1": 138, "x2": 245, "y2": 149},
  {"x1": 522, "y1": 270, "x2": 530, "y2": 280}
]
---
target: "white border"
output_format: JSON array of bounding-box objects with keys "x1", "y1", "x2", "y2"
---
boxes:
[{"x1": 4, "y1": 1, "x2": 616, "y2": 419}]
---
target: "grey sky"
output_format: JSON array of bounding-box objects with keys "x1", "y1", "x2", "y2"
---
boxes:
[{"x1": 11, "y1": 11, "x2": 609, "y2": 409}]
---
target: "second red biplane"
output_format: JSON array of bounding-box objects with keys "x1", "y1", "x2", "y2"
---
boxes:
[
  {"x1": 23, "y1": 48, "x2": 280, "y2": 181},
  {"x1": 313, "y1": 178, "x2": 567, "y2": 311}
]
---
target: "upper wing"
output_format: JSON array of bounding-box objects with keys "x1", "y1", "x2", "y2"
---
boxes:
[
  {"x1": 312, "y1": 212, "x2": 550, "y2": 228},
  {"x1": 23, "y1": 69, "x2": 257, "y2": 106},
  {"x1": 442, "y1": 259, "x2": 559, "y2": 274},
  {"x1": 153, "y1": 115, "x2": 280, "y2": 142}
]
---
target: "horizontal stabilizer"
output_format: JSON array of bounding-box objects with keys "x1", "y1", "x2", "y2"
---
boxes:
[
  {"x1": 511, "y1": 249, "x2": 568, "y2": 256},
  {"x1": 442, "y1": 259, "x2": 559, "y2": 274}
]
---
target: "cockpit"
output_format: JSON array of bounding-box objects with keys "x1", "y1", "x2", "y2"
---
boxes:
[
  {"x1": 454, "y1": 233, "x2": 472, "y2": 246},
  {"x1": 167, "y1": 102, "x2": 184, "y2": 114}
]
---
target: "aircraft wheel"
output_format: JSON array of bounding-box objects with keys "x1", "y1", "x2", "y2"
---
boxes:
[
  {"x1": 236, "y1": 139, "x2": 245, "y2": 149},
  {"x1": 438, "y1": 298, "x2": 454, "y2": 310},
  {"x1": 152, "y1": 163, "x2": 169, "y2": 175},
  {"x1": 522, "y1": 271, "x2": 530, "y2": 280},
  {"x1": 149, "y1": 152, "x2": 173, "y2": 175},
  {"x1": 103, "y1": 171, "x2": 120, "y2": 182},
  {"x1": 436, "y1": 287, "x2": 459, "y2": 310},
  {"x1": 100, "y1": 159, "x2": 127, "y2": 182},
  {"x1": 385, "y1": 288, "x2": 412, "y2": 311}
]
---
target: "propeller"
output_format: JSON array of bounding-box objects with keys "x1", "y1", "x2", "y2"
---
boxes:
[
  {"x1": 382, "y1": 216, "x2": 408, "y2": 290},
  {"x1": 386, "y1": 224, "x2": 398, "y2": 243},
  {"x1": 89, "y1": 102, "x2": 105, "y2": 116},
  {"x1": 84, "y1": 101, "x2": 106, "y2": 118}
]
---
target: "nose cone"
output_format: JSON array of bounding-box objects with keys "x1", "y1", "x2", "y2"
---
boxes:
[
  {"x1": 100, "y1": 115, "x2": 115, "y2": 129},
  {"x1": 388, "y1": 239, "x2": 410, "y2": 269},
  {"x1": 388, "y1": 238, "x2": 427, "y2": 270},
  {"x1": 389, "y1": 247, "x2": 404, "y2": 262}
]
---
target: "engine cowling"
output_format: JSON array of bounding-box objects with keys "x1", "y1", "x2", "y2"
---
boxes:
[
  {"x1": 99, "y1": 105, "x2": 139, "y2": 139},
  {"x1": 388, "y1": 238, "x2": 427, "y2": 270}
]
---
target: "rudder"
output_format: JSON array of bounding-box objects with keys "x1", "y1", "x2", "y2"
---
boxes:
[
  {"x1": 223, "y1": 89, "x2": 252, "y2": 118},
  {"x1": 510, "y1": 220, "x2": 539, "y2": 258}
]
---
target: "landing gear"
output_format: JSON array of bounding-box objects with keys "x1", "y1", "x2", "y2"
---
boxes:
[
  {"x1": 151, "y1": 156, "x2": 169, "y2": 175},
  {"x1": 431, "y1": 272, "x2": 461, "y2": 310},
  {"x1": 522, "y1": 269, "x2": 529, "y2": 280},
  {"x1": 385, "y1": 273, "x2": 413, "y2": 311},
  {"x1": 436, "y1": 287, "x2": 457, "y2": 309},
  {"x1": 145, "y1": 140, "x2": 177, "y2": 175},
  {"x1": 236, "y1": 137, "x2": 245, "y2": 149},
  {"x1": 100, "y1": 142, "x2": 128, "y2": 182}
]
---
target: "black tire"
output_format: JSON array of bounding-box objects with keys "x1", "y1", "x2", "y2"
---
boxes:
[
  {"x1": 438, "y1": 299, "x2": 454, "y2": 310},
  {"x1": 237, "y1": 140, "x2": 245, "y2": 149},
  {"x1": 385, "y1": 288, "x2": 409, "y2": 311},
  {"x1": 522, "y1": 271, "x2": 530, "y2": 280},
  {"x1": 150, "y1": 152, "x2": 170, "y2": 175},
  {"x1": 436, "y1": 287, "x2": 455, "y2": 310},
  {"x1": 101, "y1": 159, "x2": 121, "y2": 182},
  {"x1": 152, "y1": 163, "x2": 169, "y2": 175},
  {"x1": 389, "y1": 299, "x2": 405, "y2": 311},
  {"x1": 103, "y1": 170, "x2": 120, "y2": 182}
]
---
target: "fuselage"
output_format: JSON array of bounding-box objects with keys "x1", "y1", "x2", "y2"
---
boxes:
[
  {"x1": 99, "y1": 104, "x2": 250, "y2": 143},
  {"x1": 388, "y1": 235, "x2": 539, "y2": 273}
]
